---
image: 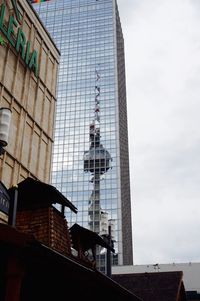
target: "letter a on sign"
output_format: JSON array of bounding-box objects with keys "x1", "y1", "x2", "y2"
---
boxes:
[{"x1": 10, "y1": 0, "x2": 21, "y2": 23}]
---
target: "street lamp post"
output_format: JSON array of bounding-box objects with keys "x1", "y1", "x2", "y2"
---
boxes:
[
  {"x1": 0, "y1": 108, "x2": 12, "y2": 156},
  {"x1": 0, "y1": 107, "x2": 12, "y2": 225}
]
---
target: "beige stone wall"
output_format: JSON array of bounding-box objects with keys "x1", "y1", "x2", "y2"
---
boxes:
[{"x1": 0, "y1": 0, "x2": 60, "y2": 188}]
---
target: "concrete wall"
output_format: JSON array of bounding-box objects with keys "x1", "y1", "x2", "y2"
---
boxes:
[{"x1": 0, "y1": 0, "x2": 60, "y2": 187}]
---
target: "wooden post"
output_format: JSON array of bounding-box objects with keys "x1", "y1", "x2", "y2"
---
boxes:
[{"x1": 4, "y1": 255, "x2": 24, "y2": 301}]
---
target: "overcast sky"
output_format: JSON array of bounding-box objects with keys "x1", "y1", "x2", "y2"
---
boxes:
[{"x1": 117, "y1": 0, "x2": 200, "y2": 265}]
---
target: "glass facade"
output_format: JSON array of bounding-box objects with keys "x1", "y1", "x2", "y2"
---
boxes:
[{"x1": 32, "y1": 0, "x2": 133, "y2": 271}]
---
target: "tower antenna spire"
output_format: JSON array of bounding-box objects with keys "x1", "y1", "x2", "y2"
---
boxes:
[{"x1": 84, "y1": 68, "x2": 112, "y2": 236}]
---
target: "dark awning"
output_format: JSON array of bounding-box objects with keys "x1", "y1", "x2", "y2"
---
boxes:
[
  {"x1": 8, "y1": 177, "x2": 77, "y2": 213},
  {"x1": 70, "y1": 223, "x2": 115, "y2": 252}
]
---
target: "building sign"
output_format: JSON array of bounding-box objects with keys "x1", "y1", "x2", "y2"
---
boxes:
[
  {"x1": 0, "y1": 2, "x2": 39, "y2": 77},
  {"x1": 0, "y1": 181, "x2": 10, "y2": 215},
  {"x1": 0, "y1": 33, "x2": 6, "y2": 46},
  {"x1": 11, "y1": 0, "x2": 21, "y2": 23}
]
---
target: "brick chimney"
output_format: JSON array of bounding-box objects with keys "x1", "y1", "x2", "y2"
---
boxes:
[
  {"x1": 8, "y1": 177, "x2": 77, "y2": 257},
  {"x1": 16, "y1": 206, "x2": 72, "y2": 256}
]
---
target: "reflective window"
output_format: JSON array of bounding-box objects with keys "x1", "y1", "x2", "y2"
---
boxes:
[{"x1": 33, "y1": 0, "x2": 131, "y2": 271}]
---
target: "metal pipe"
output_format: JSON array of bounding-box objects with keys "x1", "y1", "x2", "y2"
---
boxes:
[
  {"x1": 106, "y1": 224, "x2": 112, "y2": 277},
  {"x1": 8, "y1": 185, "x2": 18, "y2": 227}
]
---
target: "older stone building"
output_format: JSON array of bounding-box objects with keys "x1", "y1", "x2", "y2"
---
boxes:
[{"x1": 0, "y1": 0, "x2": 60, "y2": 188}]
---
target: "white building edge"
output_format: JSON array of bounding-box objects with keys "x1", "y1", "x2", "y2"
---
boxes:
[{"x1": 112, "y1": 262, "x2": 200, "y2": 293}]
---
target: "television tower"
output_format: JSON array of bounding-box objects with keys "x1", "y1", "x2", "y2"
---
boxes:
[{"x1": 83, "y1": 68, "x2": 112, "y2": 234}]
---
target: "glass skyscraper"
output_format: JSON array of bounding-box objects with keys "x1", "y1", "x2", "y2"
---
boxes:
[{"x1": 32, "y1": 0, "x2": 133, "y2": 271}]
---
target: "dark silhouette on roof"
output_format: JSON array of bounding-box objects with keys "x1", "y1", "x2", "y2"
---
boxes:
[
  {"x1": 70, "y1": 223, "x2": 115, "y2": 253},
  {"x1": 69, "y1": 223, "x2": 115, "y2": 267}
]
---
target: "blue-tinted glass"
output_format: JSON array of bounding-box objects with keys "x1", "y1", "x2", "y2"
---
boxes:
[{"x1": 33, "y1": 0, "x2": 133, "y2": 271}]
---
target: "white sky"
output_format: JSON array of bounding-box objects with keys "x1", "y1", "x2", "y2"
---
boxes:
[{"x1": 117, "y1": 0, "x2": 200, "y2": 265}]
